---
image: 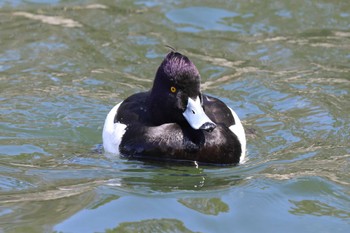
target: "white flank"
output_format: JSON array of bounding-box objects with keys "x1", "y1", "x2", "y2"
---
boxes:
[
  {"x1": 228, "y1": 107, "x2": 247, "y2": 164},
  {"x1": 102, "y1": 102, "x2": 127, "y2": 155}
]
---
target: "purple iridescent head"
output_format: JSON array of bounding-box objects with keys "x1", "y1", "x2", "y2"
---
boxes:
[
  {"x1": 153, "y1": 52, "x2": 201, "y2": 99},
  {"x1": 149, "y1": 52, "x2": 216, "y2": 132}
]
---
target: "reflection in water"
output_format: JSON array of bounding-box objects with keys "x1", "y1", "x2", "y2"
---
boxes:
[
  {"x1": 166, "y1": 7, "x2": 239, "y2": 32},
  {"x1": 178, "y1": 198, "x2": 229, "y2": 215},
  {"x1": 289, "y1": 200, "x2": 350, "y2": 218},
  {"x1": 1, "y1": 191, "x2": 95, "y2": 232},
  {"x1": 105, "y1": 161, "x2": 245, "y2": 193},
  {"x1": 13, "y1": 12, "x2": 82, "y2": 28},
  {"x1": 105, "y1": 218, "x2": 198, "y2": 233}
]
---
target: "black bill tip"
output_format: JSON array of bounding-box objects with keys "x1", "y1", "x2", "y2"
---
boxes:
[{"x1": 199, "y1": 122, "x2": 216, "y2": 132}]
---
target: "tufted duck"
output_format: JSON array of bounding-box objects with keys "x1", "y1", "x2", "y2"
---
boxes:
[{"x1": 103, "y1": 52, "x2": 246, "y2": 165}]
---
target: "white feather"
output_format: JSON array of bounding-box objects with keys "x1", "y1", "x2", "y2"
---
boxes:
[
  {"x1": 228, "y1": 107, "x2": 247, "y2": 164},
  {"x1": 102, "y1": 102, "x2": 127, "y2": 155}
]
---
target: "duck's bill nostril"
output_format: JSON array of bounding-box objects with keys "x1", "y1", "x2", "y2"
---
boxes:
[
  {"x1": 199, "y1": 122, "x2": 216, "y2": 132},
  {"x1": 183, "y1": 96, "x2": 216, "y2": 131}
]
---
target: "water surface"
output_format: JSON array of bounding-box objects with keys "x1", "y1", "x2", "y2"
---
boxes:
[{"x1": 0, "y1": 0, "x2": 350, "y2": 232}]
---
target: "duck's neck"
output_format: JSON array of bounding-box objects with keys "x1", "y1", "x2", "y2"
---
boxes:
[
  {"x1": 148, "y1": 93, "x2": 168, "y2": 126},
  {"x1": 148, "y1": 92, "x2": 184, "y2": 127}
]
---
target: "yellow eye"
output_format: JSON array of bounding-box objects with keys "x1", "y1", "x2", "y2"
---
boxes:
[{"x1": 170, "y1": 86, "x2": 177, "y2": 93}]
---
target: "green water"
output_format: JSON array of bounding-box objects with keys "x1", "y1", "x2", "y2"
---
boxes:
[{"x1": 1, "y1": 0, "x2": 350, "y2": 232}]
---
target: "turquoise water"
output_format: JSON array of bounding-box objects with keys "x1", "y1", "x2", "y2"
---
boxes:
[{"x1": 1, "y1": 0, "x2": 350, "y2": 232}]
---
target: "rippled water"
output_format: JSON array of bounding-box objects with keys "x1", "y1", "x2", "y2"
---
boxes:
[{"x1": 1, "y1": 0, "x2": 350, "y2": 232}]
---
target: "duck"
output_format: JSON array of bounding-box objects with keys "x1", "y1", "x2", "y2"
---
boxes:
[{"x1": 102, "y1": 51, "x2": 246, "y2": 165}]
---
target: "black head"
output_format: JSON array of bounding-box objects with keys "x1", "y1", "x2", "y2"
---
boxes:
[
  {"x1": 150, "y1": 52, "x2": 200, "y2": 116},
  {"x1": 153, "y1": 52, "x2": 200, "y2": 97},
  {"x1": 149, "y1": 52, "x2": 216, "y2": 131}
]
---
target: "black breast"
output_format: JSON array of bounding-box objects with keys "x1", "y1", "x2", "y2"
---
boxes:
[
  {"x1": 119, "y1": 123, "x2": 241, "y2": 165},
  {"x1": 115, "y1": 92, "x2": 241, "y2": 165}
]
